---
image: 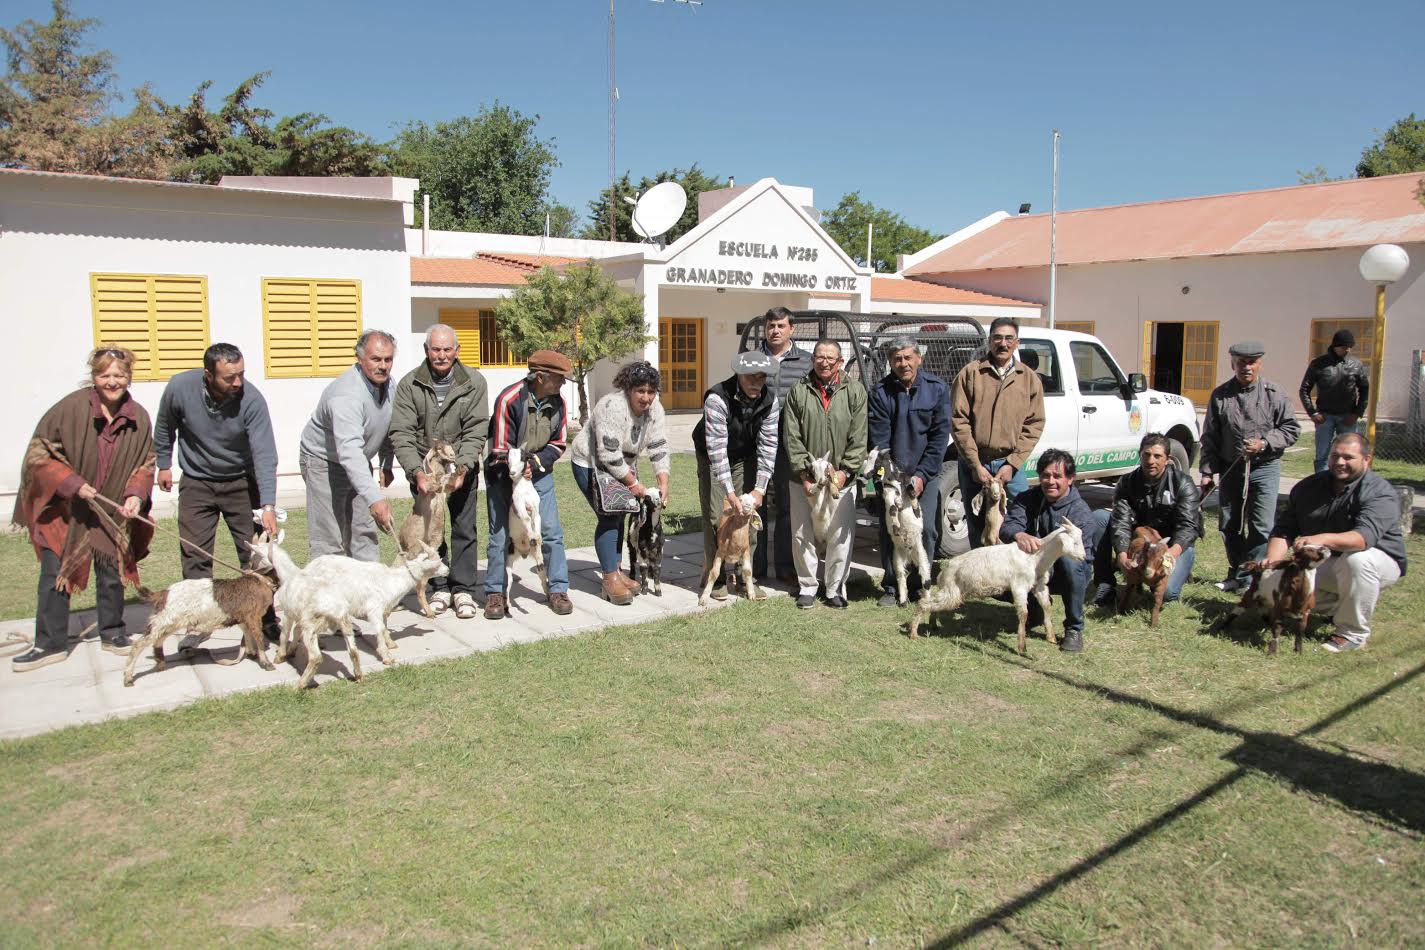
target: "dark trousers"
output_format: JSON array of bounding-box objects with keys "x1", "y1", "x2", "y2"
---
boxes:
[
  {"x1": 410, "y1": 474, "x2": 480, "y2": 596},
  {"x1": 35, "y1": 548, "x2": 126, "y2": 651},
  {"x1": 1218, "y1": 459, "x2": 1281, "y2": 582},
  {"x1": 878, "y1": 475, "x2": 942, "y2": 597},
  {"x1": 753, "y1": 450, "x2": 794, "y2": 579},
  {"x1": 178, "y1": 475, "x2": 260, "y2": 579},
  {"x1": 1027, "y1": 556, "x2": 1092, "y2": 635}
]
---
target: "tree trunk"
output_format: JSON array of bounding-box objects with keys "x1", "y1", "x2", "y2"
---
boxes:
[{"x1": 575, "y1": 364, "x2": 591, "y2": 426}]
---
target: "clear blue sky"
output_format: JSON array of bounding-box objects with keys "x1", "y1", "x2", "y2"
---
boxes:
[{"x1": 17, "y1": 0, "x2": 1425, "y2": 235}]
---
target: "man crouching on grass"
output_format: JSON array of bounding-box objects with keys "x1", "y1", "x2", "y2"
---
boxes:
[
  {"x1": 1263, "y1": 432, "x2": 1407, "y2": 653},
  {"x1": 1000, "y1": 448, "x2": 1102, "y2": 653}
]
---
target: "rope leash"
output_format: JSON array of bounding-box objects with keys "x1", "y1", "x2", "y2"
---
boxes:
[{"x1": 89, "y1": 491, "x2": 257, "y2": 578}]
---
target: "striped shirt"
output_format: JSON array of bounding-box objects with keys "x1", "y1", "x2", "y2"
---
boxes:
[{"x1": 703, "y1": 389, "x2": 779, "y2": 495}]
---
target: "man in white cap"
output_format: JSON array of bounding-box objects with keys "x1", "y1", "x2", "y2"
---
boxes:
[
  {"x1": 693, "y1": 349, "x2": 781, "y2": 598},
  {"x1": 1199, "y1": 340, "x2": 1300, "y2": 591}
]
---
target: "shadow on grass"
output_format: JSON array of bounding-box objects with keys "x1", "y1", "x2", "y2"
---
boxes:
[{"x1": 922, "y1": 656, "x2": 1425, "y2": 947}]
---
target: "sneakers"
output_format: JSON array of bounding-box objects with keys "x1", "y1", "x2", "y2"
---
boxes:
[
  {"x1": 453, "y1": 592, "x2": 478, "y2": 620},
  {"x1": 1091, "y1": 582, "x2": 1116, "y2": 607},
  {"x1": 709, "y1": 583, "x2": 729, "y2": 602},
  {"x1": 827, "y1": 595, "x2": 848, "y2": 610},
  {"x1": 1059, "y1": 628, "x2": 1085, "y2": 653},
  {"x1": 11, "y1": 645, "x2": 66, "y2": 672},
  {"x1": 483, "y1": 593, "x2": 507, "y2": 620},
  {"x1": 429, "y1": 590, "x2": 452, "y2": 615},
  {"x1": 1213, "y1": 577, "x2": 1247, "y2": 593},
  {"x1": 1322, "y1": 634, "x2": 1364, "y2": 653},
  {"x1": 101, "y1": 633, "x2": 133, "y2": 655},
  {"x1": 796, "y1": 594, "x2": 817, "y2": 609},
  {"x1": 877, "y1": 592, "x2": 900, "y2": 608},
  {"x1": 548, "y1": 592, "x2": 573, "y2": 616}
]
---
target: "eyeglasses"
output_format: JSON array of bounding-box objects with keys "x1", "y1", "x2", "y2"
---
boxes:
[
  {"x1": 813, "y1": 355, "x2": 841, "y2": 363},
  {"x1": 990, "y1": 334, "x2": 1017, "y2": 343},
  {"x1": 94, "y1": 347, "x2": 126, "y2": 359}
]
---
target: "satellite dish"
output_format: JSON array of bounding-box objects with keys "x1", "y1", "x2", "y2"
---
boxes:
[{"x1": 631, "y1": 181, "x2": 688, "y2": 241}]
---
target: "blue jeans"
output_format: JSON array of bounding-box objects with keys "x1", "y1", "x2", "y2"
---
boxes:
[
  {"x1": 878, "y1": 475, "x2": 941, "y2": 597},
  {"x1": 571, "y1": 463, "x2": 625, "y2": 575},
  {"x1": 1313, "y1": 414, "x2": 1359, "y2": 473},
  {"x1": 1092, "y1": 509, "x2": 1196, "y2": 601},
  {"x1": 1027, "y1": 556, "x2": 1093, "y2": 635},
  {"x1": 1217, "y1": 458, "x2": 1280, "y2": 582},
  {"x1": 959, "y1": 458, "x2": 1029, "y2": 548},
  {"x1": 484, "y1": 469, "x2": 569, "y2": 594}
]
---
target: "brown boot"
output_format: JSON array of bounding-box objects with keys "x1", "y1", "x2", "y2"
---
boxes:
[
  {"x1": 601, "y1": 574, "x2": 633, "y2": 605},
  {"x1": 613, "y1": 570, "x2": 641, "y2": 596}
]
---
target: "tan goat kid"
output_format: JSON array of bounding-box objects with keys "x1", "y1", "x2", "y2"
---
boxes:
[
  {"x1": 397, "y1": 439, "x2": 462, "y2": 618},
  {"x1": 699, "y1": 493, "x2": 765, "y2": 607}
]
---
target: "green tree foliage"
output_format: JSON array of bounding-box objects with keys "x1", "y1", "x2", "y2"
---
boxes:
[
  {"x1": 390, "y1": 104, "x2": 559, "y2": 234},
  {"x1": 583, "y1": 165, "x2": 726, "y2": 244},
  {"x1": 820, "y1": 192, "x2": 943, "y2": 273},
  {"x1": 542, "y1": 200, "x2": 581, "y2": 239},
  {"x1": 1296, "y1": 165, "x2": 1340, "y2": 184},
  {"x1": 163, "y1": 73, "x2": 385, "y2": 183},
  {"x1": 1355, "y1": 114, "x2": 1425, "y2": 178},
  {"x1": 0, "y1": 0, "x2": 114, "y2": 171},
  {"x1": 494, "y1": 262, "x2": 650, "y2": 424}
]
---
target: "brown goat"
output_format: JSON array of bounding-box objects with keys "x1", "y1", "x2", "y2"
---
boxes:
[
  {"x1": 699, "y1": 493, "x2": 765, "y2": 606},
  {"x1": 1117, "y1": 526, "x2": 1174, "y2": 628},
  {"x1": 124, "y1": 569, "x2": 279, "y2": 686},
  {"x1": 397, "y1": 439, "x2": 462, "y2": 618},
  {"x1": 1220, "y1": 543, "x2": 1332, "y2": 654}
]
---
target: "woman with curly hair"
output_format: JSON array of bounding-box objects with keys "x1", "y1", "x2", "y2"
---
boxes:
[
  {"x1": 570, "y1": 360, "x2": 672, "y2": 604},
  {"x1": 11, "y1": 347, "x2": 156, "y2": 671}
]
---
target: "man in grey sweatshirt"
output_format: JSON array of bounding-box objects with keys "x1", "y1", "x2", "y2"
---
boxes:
[
  {"x1": 155, "y1": 343, "x2": 279, "y2": 580},
  {"x1": 299, "y1": 330, "x2": 397, "y2": 561}
]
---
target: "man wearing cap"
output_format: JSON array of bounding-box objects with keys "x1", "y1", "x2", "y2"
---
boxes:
[
  {"x1": 388, "y1": 324, "x2": 490, "y2": 619},
  {"x1": 1199, "y1": 340, "x2": 1300, "y2": 591},
  {"x1": 693, "y1": 349, "x2": 780, "y2": 598},
  {"x1": 754, "y1": 306, "x2": 812, "y2": 586},
  {"x1": 299, "y1": 329, "x2": 397, "y2": 561},
  {"x1": 872, "y1": 335, "x2": 953, "y2": 606},
  {"x1": 482, "y1": 350, "x2": 573, "y2": 619},
  {"x1": 1299, "y1": 329, "x2": 1369, "y2": 474}
]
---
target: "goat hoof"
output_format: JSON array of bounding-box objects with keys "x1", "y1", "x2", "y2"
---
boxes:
[{"x1": 122, "y1": 675, "x2": 134, "y2": 688}]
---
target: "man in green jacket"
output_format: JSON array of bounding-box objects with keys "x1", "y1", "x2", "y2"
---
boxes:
[
  {"x1": 389, "y1": 324, "x2": 490, "y2": 618},
  {"x1": 782, "y1": 338, "x2": 868, "y2": 609}
]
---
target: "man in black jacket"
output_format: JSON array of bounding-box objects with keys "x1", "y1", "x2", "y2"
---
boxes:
[
  {"x1": 1266, "y1": 431, "x2": 1406, "y2": 653},
  {"x1": 1299, "y1": 329, "x2": 1369, "y2": 474},
  {"x1": 1000, "y1": 448, "x2": 1101, "y2": 653},
  {"x1": 1092, "y1": 433, "x2": 1201, "y2": 609}
]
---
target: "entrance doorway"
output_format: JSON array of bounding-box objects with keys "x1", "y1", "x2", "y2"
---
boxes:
[
  {"x1": 658, "y1": 317, "x2": 704, "y2": 410},
  {"x1": 1144, "y1": 320, "x2": 1218, "y2": 407}
]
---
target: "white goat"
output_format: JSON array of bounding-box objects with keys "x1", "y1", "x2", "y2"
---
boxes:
[
  {"x1": 880, "y1": 456, "x2": 932, "y2": 606},
  {"x1": 275, "y1": 544, "x2": 448, "y2": 689},
  {"x1": 910, "y1": 518, "x2": 1087, "y2": 655},
  {"x1": 505, "y1": 447, "x2": 549, "y2": 608},
  {"x1": 971, "y1": 477, "x2": 1008, "y2": 547},
  {"x1": 808, "y1": 454, "x2": 841, "y2": 551}
]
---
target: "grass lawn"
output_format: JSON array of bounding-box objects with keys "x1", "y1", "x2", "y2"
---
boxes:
[
  {"x1": 0, "y1": 455, "x2": 706, "y2": 624},
  {"x1": 1281, "y1": 430, "x2": 1425, "y2": 491},
  {"x1": 1, "y1": 488, "x2": 1422, "y2": 944}
]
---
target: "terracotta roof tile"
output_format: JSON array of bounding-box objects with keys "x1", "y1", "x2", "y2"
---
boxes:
[
  {"x1": 410, "y1": 257, "x2": 528, "y2": 286},
  {"x1": 872, "y1": 277, "x2": 1038, "y2": 307},
  {"x1": 475, "y1": 252, "x2": 586, "y2": 271},
  {"x1": 906, "y1": 172, "x2": 1425, "y2": 276}
]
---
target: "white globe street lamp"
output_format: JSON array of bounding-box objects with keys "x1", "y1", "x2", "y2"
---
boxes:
[{"x1": 1358, "y1": 244, "x2": 1410, "y2": 444}]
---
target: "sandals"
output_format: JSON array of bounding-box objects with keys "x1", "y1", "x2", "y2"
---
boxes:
[
  {"x1": 453, "y1": 592, "x2": 478, "y2": 620},
  {"x1": 429, "y1": 591, "x2": 452, "y2": 615}
]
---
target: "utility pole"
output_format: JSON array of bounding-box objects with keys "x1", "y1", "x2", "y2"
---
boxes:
[
  {"x1": 608, "y1": 0, "x2": 617, "y2": 242},
  {"x1": 1049, "y1": 129, "x2": 1060, "y2": 329}
]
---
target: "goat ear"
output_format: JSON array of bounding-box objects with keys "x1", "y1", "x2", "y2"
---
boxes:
[{"x1": 970, "y1": 492, "x2": 983, "y2": 516}]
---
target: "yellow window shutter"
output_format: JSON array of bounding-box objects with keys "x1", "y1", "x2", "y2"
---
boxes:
[
  {"x1": 440, "y1": 309, "x2": 481, "y2": 367},
  {"x1": 91, "y1": 273, "x2": 209, "y2": 381},
  {"x1": 263, "y1": 278, "x2": 362, "y2": 378}
]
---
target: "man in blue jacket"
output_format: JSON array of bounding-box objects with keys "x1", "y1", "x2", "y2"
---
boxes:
[
  {"x1": 1000, "y1": 448, "x2": 1101, "y2": 653},
  {"x1": 868, "y1": 336, "x2": 951, "y2": 606}
]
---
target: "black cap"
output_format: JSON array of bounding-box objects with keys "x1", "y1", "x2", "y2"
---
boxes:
[{"x1": 1331, "y1": 329, "x2": 1356, "y2": 349}]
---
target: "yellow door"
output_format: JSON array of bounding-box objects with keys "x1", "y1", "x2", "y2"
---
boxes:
[
  {"x1": 658, "y1": 317, "x2": 704, "y2": 410},
  {"x1": 1181, "y1": 321, "x2": 1219, "y2": 407}
]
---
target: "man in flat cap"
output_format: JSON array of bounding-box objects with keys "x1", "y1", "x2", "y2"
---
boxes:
[
  {"x1": 482, "y1": 349, "x2": 574, "y2": 619},
  {"x1": 693, "y1": 349, "x2": 781, "y2": 598},
  {"x1": 1299, "y1": 329, "x2": 1369, "y2": 474},
  {"x1": 1198, "y1": 340, "x2": 1300, "y2": 592}
]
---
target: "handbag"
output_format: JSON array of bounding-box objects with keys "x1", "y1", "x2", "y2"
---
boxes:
[{"x1": 593, "y1": 467, "x2": 640, "y2": 515}]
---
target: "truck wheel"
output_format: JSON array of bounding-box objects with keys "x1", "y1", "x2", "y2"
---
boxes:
[
  {"x1": 937, "y1": 460, "x2": 970, "y2": 558},
  {"x1": 1168, "y1": 437, "x2": 1190, "y2": 474}
]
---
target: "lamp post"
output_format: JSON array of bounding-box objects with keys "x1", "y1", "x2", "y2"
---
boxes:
[{"x1": 1358, "y1": 243, "x2": 1411, "y2": 444}]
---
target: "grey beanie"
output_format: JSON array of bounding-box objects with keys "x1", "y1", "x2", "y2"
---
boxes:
[{"x1": 732, "y1": 350, "x2": 773, "y2": 375}]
